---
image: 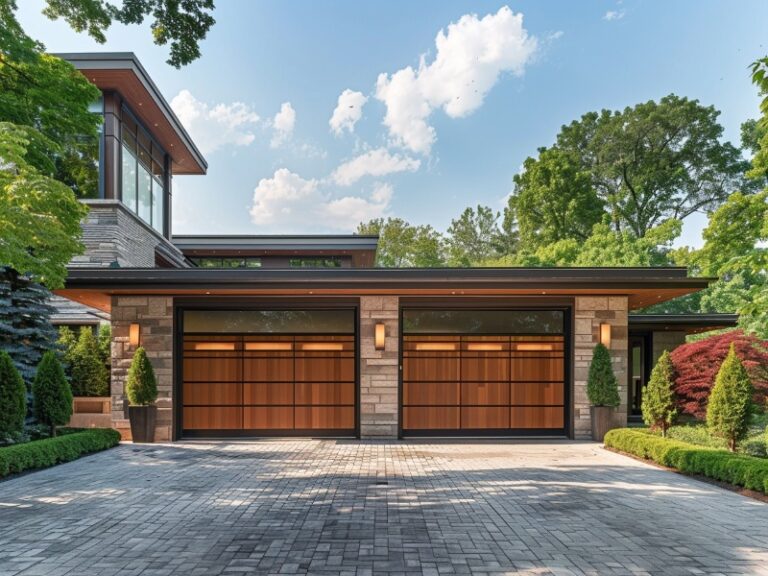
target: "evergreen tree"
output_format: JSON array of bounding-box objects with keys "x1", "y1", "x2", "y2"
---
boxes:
[
  {"x1": 707, "y1": 344, "x2": 754, "y2": 451},
  {"x1": 32, "y1": 351, "x2": 73, "y2": 437},
  {"x1": 0, "y1": 267, "x2": 58, "y2": 382},
  {"x1": 57, "y1": 326, "x2": 77, "y2": 376},
  {"x1": 587, "y1": 343, "x2": 620, "y2": 407},
  {"x1": 126, "y1": 347, "x2": 158, "y2": 406},
  {"x1": 0, "y1": 350, "x2": 27, "y2": 439},
  {"x1": 70, "y1": 327, "x2": 109, "y2": 397},
  {"x1": 641, "y1": 351, "x2": 678, "y2": 436},
  {"x1": 97, "y1": 324, "x2": 112, "y2": 367}
]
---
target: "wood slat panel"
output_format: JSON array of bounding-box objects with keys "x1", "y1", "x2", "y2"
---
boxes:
[
  {"x1": 461, "y1": 357, "x2": 509, "y2": 382},
  {"x1": 294, "y1": 358, "x2": 354, "y2": 382},
  {"x1": 183, "y1": 406, "x2": 242, "y2": 430},
  {"x1": 243, "y1": 406, "x2": 294, "y2": 429},
  {"x1": 243, "y1": 383, "x2": 293, "y2": 405},
  {"x1": 510, "y1": 357, "x2": 564, "y2": 382},
  {"x1": 510, "y1": 407, "x2": 564, "y2": 429},
  {"x1": 461, "y1": 407, "x2": 509, "y2": 429},
  {"x1": 183, "y1": 358, "x2": 241, "y2": 382},
  {"x1": 403, "y1": 357, "x2": 460, "y2": 382},
  {"x1": 295, "y1": 382, "x2": 355, "y2": 405},
  {"x1": 243, "y1": 358, "x2": 294, "y2": 382},
  {"x1": 402, "y1": 407, "x2": 460, "y2": 430},
  {"x1": 510, "y1": 382, "x2": 564, "y2": 406},
  {"x1": 461, "y1": 382, "x2": 509, "y2": 406},
  {"x1": 183, "y1": 383, "x2": 241, "y2": 406},
  {"x1": 403, "y1": 382, "x2": 460, "y2": 406},
  {"x1": 295, "y1": 406, "x2": 354, "y2": 429}
]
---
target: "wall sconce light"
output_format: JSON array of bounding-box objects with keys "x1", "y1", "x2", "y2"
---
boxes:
[
  {"x1": 374, "y1": 323, "x2": 386, "y2": 351},
  {"x1": 599, "y1": 322, "x2": 611, "y2": 348},
  {"x1": 129, "y1": 323, "x2": 141, "y2": 347}
]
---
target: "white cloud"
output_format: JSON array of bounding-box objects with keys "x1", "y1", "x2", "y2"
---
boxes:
[
  {"x1": 270, "y1": 102, "x2": 296, "y2": 148},
  {"x1": 547, "y1": 30, "x2": 564, "y2": 41},
  {"x1": 375, "y1": 6, "x2": 537, "y2": 155},
  {"x1": 329, "y1": 89, "x2": 368, "y2": 135},
  {"x1": 250, "y1": 170, "x2": 392, "y2": 232},
  {"x1": 171, "y1": 89, "x2": 260, "y2": 155},
  {"x1": 330, "y1": 148, "x2": 420, "y2": 186},
  {"x1": 603, "y1": 10, "x2": 625, "y2": 21}
]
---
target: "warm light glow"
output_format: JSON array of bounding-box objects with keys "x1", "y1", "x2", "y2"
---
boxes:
[
  {"x1": 374, "y1": 323, "x2": 386, "y2": 351},
  {"x1": 301, "y1": 343, "x2": 344, "y2": 351},
  {"x1": 415, "y1": 342, "x2": 458, "y2": 351},
  {"x1": 515, "y1": 343, "x2": 555, "y2": 351},
  {"x1": 129, "y1": 323, "x2": 140, "y2": 347},
  {"x1": 245, "y1": 342, "x2": 293, "y2": 351},
  {"x1": 194, "y1": 342, "x2": 235, "y2": 351},
  {"x1": 600, "y1": 323, "x2": 612, "y2": 348},
  {"x1": 467, "y1": 343, "x2": 503, "y2": 351}
]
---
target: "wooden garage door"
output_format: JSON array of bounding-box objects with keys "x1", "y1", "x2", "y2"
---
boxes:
[
  {"x1": 402, "y1": 335, "x2": 566, "y2": 435},
  {"x1": 182, "y1": 334, "x2": 355, "y2": 436}
]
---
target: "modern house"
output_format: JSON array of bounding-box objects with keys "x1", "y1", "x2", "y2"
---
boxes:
[{"x1": 54, "y1": 53, "x2": 737, "y2": 441}]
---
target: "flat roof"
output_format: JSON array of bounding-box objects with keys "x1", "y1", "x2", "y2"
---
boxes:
[
  {"x1": 56, "y1": 267, "x2": 714, "y2": 313},
  {"x1": 59, "y1": 52, "x2": 207, "y2": 175},
  {"x1": 628, "y1": 313, "x2": 738, "y2": 334},
  {"x1": 173, "y1": 235, "x2": 380, "y2": 252}
]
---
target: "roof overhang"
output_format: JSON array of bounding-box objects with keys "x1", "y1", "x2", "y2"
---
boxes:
[
  {"x1": 628, "y1": 313, "x2": 738, "y2": 334},
  {"x1": 55, "y1": 267, "x2": 714, "y2": 314},
  {"x1": 58, "y1": 52, "x2": 207, "y2": 175}
]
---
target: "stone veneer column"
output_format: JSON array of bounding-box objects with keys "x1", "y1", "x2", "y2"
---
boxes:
[
  {"x1": 359, "y1": 296, "x2": 400, "y2": 438},
  {"x1": 573, "y1": 296, "x2": 629, "y2": 439},
  {"x1": 111, "y1": 296, "x2": 174, "y2": 441}
]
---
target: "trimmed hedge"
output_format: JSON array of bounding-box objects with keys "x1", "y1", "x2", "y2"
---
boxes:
[
  {"x1": 0, "y1": 428, "x2": 120, "y2": 478},
  {"x1": 604, "y1": 428, "x2": 768, "y2": 494}
]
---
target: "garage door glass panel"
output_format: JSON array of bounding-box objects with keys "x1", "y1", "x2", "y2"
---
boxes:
[
  {"x1": 403, "y1": 310, "x2": 563, "y2": 334},
  {"x1": 184, "y1": 310, "x2": 354, "y2": 334}
]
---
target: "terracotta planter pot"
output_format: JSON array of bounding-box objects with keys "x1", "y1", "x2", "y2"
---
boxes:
[
  {"x1": 590, "y1": 406, "x2": 615, "y2": 442},
  {"x1": 128, "y1": 405, "x2": 157, "y2": 443}
]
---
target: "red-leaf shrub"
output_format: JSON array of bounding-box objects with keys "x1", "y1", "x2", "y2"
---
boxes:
[{"x1": 670, "y1": 330, "x2": 768, "y2": 419}]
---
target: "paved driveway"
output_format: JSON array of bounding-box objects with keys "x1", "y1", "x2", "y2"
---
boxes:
[{"x1": 1, "y1": 440, "x2": 767, "y2": 576}]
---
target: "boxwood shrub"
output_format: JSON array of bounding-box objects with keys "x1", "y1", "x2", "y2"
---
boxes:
[
  {"x1": 0, "y1": 428, "x2": 120, "y2": 478},
  {"x1": 604, "y1": 428, "x2": 768, "y2": 494}
]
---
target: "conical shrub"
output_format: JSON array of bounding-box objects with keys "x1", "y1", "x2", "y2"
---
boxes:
[
  {"x1": 0, "y1": 350, "x2": 27, "y2": 438},
  {"x1": 70, "y1": 327, "x2": 109, "y2": 396},
  {"x1": 641, "y1": 350, "x2": 677, "y2": 436},
  {"x1": 33, "y1": 351, "x2": 73, "y2": 437},
  {"x1": 587, "y1": 343, "x2": 620, "y2": 407},
  {"x1": 707, "y1": 343, "x2": 753, "y2": 451},
  {"x1": 126, "y1": 347, "x2": 157, "y2": 406}
]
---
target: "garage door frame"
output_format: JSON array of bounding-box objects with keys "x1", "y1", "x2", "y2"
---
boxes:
[
  {"x1": 173, "y1": 298, "x2": 360, "y2": 440},
  {"x1": 398, "y1": 298, "x2": 573, "y2": 439}
]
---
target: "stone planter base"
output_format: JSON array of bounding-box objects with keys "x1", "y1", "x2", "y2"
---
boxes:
[
  {"x1": 128, "y1": 405, "x2": 157, "y2": 443},
  {"x1": 590, "y1": 406, "x2": 615, "y2": 442}
]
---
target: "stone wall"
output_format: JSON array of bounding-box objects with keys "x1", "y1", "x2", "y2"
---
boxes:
[
  {"x1": 69, "y1": 200, "x2": 187, "y2": 269},
  {"x1": 651, "y1": 331, "x2": 686, "y2": 365},
  {"x1": 110, "y1": 296, "x2": 174, "y2": 441},
  {"x1": 574, "y1": 296, "x2": 629, "y2": 439},
  {"x1": 359, "y1": 296, "x2": 399, "y2": 438}
]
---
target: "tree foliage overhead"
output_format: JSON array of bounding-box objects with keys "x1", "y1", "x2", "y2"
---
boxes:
[
  {"x1": 357, "y1": 218, "x2": 445, "y2": 267},
  {"x1": 670, "y1": 330, "x2": 768, "y2": 420},
  {"x1": 445, "y1": 205, "x2": 510, "y2": 267},
  {"x1": 552, "y1": 94, "x2": 753, "y2": 237},
  {"x1": 40, "y1": 0, "x2": 216, "y2": 68}
]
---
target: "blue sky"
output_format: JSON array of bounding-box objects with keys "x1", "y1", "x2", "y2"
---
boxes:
[{"x1": 18, "y1": 0, "x2": 768, "y2": 246}]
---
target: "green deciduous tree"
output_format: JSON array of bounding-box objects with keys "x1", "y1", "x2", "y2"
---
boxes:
[
  {"x1": 555, "y1": 94, "x2": 753, "y2": 237},
  {"x1": 0, "y1": 349, "x2": 26, "y2": 439},
  {"x1": 747, "y1": 56, "x2": 768, "y2": 180},
  {"x1": 0, "y1": 267, "x2": 58, "y2": 382},
  {"x1": 445, "y1": 205, "x2": 507, "y2": 266},
  {"x1": 357, "y1": 218, "x2": 445, "y2": 267},
  {"x1": 126, "y1": 347, "x2": 157, "y2": 406},
  {"x1": 32, "y1": 351, "x2": 73, "y2": 437},
  {"x1": 641, "y1": 351, "x2": 678, "y2": 436},
  {"x1": 69, "y1": 326, "x2": 108, "y2": 397},
  {"x1": 587, "y1": 343, "x2": 620, "y2": 407},
  {"x1": 707, "y1": 344, "x2": 754, "y2": 451},
  {"x1": 39, "y1": 0, "x2": 216, "y2": 68},
  {"x1": 507, "y1": 147, "x2": 604, "y2": 251}
]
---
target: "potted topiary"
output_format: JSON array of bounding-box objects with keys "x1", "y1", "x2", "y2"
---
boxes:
[
  {"x1": 125, "y1": 347, "x2": 158, "y2": 443},
  {"x1": 587, "y1": 343, "x2": 620, "y2": 441}
]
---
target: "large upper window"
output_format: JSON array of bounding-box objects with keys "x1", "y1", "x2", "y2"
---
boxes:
[
  {"x1": 120, "y1": 108, "x2": 167, "y2": 235},
  {"x1": 190, "y1": 257, "x2": 262, "y2": 269},
  {"x1": 289, "y1": 257, "x2": 343, "y2": 268}
]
